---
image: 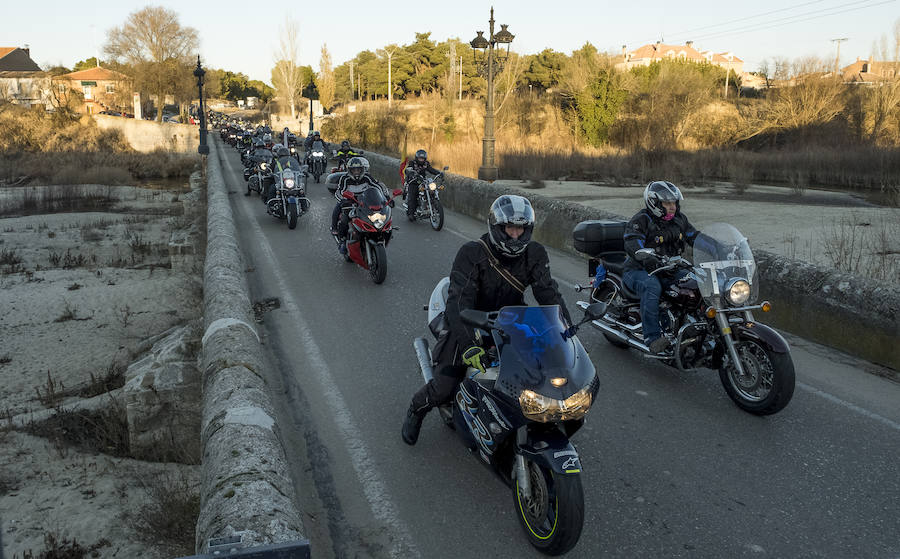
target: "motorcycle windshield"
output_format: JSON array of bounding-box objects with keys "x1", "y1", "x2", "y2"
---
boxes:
[
  {"x1": 277, "y1": 156, "x2": 299, "y2": 170},
  {"x1": 691, "y1": 223, "x2": 759, "y2": 304},
  {"x1": 357, "y1": 186, "x2": 387, "y2": 209},
  {"x1": 311, "y1": 140, "x2": 325, "y2": 153},
  {"x1": 494, "y1": 306, "x2": 595, "y2": 399}
]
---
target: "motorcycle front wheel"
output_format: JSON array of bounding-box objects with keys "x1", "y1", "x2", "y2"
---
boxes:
[
  {"x1": 287, "y1": 202, "x2": 298, "y2": 229},
  {"x1": 369, "y1": 243, "x2": 387, "y2": 284},
  {"x1": 718, "y1": 338, "x2": 795, "y2": 415},
  {"x1": 513, "y1": 459, "x2": 584, "y2": 556},
  {"x1": 429, "y1": 198, "x2": 444, "y2": 231}
]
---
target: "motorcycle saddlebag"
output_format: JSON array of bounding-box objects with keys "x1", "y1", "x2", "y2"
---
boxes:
[{"x1": 573, "y1": 220, "x2": 626, "y2": 256}]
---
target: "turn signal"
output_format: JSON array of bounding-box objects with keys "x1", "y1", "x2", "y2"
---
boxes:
[
  {"x1": 705, "y1": 307, "x2": 717, "y2": 319},
  {"x1": 761, "y1": 301, "x2": 772, "y2": 312}
]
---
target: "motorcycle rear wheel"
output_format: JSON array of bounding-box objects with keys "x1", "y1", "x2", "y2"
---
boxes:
[
  {"x1": 718, "y1": 339, "x2": 795, "y2": 415},
  {"x1": 513, "y1": 460, "x2": 584, "y2": 556},
  {"x1": 369, "y1": 244, "x2": 387, "y2": 284}
]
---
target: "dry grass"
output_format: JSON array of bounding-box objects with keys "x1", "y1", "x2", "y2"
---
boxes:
[
  {"x1": 24, "y1": 399, "x2": 131, "y2": 459},
  {"x1": 822, "y1": 211, "x2": 900, "y2": 281},
  {"x1": 132, "y1": 470, "x2": 201, "y2": 558},
  {"x1": 17, "y1": 531, "x2": 111, "y2": 559}
]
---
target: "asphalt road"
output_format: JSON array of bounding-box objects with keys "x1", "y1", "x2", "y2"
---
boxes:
[{"x1": 214, "y1": 137, "x2": 900, "y2": 559}]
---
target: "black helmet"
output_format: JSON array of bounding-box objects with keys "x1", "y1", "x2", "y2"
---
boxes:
[
  {"x1": 415, "y1": 149, "x2": 427, "y2": 162},
  {"x1": 275, "y1": 146, "x2": 290, "y2": 157},
  {"x1": 313, "y1": 130, "x2": 321, "y2": 137},
  {"x1": 643, "y1": 181, "x2": 683, "y2": 218},
  {"x1": 341, "y1": 140, "x2": 351, "y2": 150},
  {"x1": 347, "y1": 157, "x2": 365, "y2": 179},
  {"x1": 487, "y1": 195, "x2": 535, "y2": 258}
]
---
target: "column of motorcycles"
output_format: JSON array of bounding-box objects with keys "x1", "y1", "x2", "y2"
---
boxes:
[
  {"x1": 213, "y1": 113, "x2": 795, "y2": 558},
  {"x1": 215, "y1": 120, "x2": 447, "y2": 284}
]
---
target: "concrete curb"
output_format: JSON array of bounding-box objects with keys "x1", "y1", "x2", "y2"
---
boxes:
[
  {"x1": 195, "y1": 139, "x2": 305, "y2": 552},
  {"x1": 362, "y1": 150, "x2": 899, "y2": 370}
]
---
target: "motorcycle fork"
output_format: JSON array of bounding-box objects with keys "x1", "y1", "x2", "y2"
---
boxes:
[
  {"x1": 715, "y1": 312, "x2": 746, "y2": 376},
  {"x1": 514, "y1": 427, "x2": 531, "y2": 499}
]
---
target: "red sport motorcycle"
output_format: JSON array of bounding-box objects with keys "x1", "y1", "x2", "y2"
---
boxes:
[{"x1": 332, "y1": 185, "x2": 403, "y2": 284}]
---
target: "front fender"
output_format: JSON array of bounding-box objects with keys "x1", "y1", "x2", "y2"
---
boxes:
[
  {"x1": 733, "y1": 321, "x2": 790, "y2": 353},
  {"x1": 519, "y1": 426, "x2": 581, "y2": 475}
]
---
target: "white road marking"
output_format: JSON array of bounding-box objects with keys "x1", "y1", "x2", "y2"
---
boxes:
[
  {"x1": 797, "y1": 382, "x2": 900, "y2": 431},
  {"x1": 222, "y1": 151, "x2": 419, "y2": 558}
]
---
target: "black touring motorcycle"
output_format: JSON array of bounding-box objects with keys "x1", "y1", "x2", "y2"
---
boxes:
[
  {"x1": 413, "y1": 278, "x2": 605, "y2": 555},
  {"x1": 573, "y1": 220, "x2": 795, "y2": 415}
]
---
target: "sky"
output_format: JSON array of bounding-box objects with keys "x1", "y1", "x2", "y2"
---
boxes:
[{"x1": 3, "y1": 0, "x2": 898, "y2": 83}]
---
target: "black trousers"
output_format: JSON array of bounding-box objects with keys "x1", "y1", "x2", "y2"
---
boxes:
[
  {"x1": 410, "y1": 363, "x2": 466, "y2": 413},
  {"x1": 406, "y1": 180, "x2": 418, "y2": 216}
]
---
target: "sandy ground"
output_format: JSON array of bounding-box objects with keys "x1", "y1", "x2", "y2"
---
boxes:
[
  {"x1": 495, "y1": 179, "x2": 900, "y2": 282},
  {"x1": 0, "y1": 185, "x2": 202, "y2": 558}
]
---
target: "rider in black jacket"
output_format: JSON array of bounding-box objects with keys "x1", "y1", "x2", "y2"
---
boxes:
[
  {"x1": 331, "y1": 157, "x2": 389, "y2": 253},
  {"x1": 401, "y1": 194, "x2": 572, "y2": 445},
  {"x1": 403, "y1": 149, "x2": 441, "y2": 220},
  {"x1": 623, "y1": 180, "x2": 699, "y2": 355}
]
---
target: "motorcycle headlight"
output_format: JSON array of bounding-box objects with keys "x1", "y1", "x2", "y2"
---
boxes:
[
  {"x1": 290, "y1": 147, "x2": 296, "y2": 153},
  {"x1": 519, "y1": 385, "x2": 594, "y2": 422},
  {"x1": 726, "y1": 278, "x2": 751, "y2": 305},
  {"x1": 283, "y1": 178, "x2": 295, "y2": 189},
  {"x1": 428, "y1": 182, "x2": 437, "y2": 191},
  {"x1": 260, "y1": 162, "x2": 267, "y2": 170},
  {"x1": 313, "y1": 151, "x2": 324, "y2": 157},
  {"x1": 370, "y1": 212, "x2": 386, "y2": 229}
]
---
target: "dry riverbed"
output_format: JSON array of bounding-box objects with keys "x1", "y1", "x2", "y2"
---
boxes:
[{"x1": 0, "y1": 179, "x2": 204, "y2": 558}]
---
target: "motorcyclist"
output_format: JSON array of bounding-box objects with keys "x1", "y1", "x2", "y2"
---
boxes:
[
  {"x1": 243, "y1": 140, "x2": 274, "y2": 196},
  {"x1": 623, "y1": 181, "x2": 699, "y2": 355},
  {"x1": 334, "y1": 140, "x2": 362, "y2": 170},
  {"x1": 401, "y1": 194, "x2": 573, "y2": 445},
  {"x1": 331, "y1": 157, "x2": 390, "y2": 254},
  {"x1": 304, "y1": 130, "x2": 323, "y2": 152},
  {"x1": 264, "y1": 145, "x2": 305, "y2": 203},
  {"x1": 401, "y1": 149, "x2": 441, "y2": 221}
]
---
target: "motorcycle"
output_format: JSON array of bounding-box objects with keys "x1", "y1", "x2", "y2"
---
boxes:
[
  {"x1": 307, "y1": 140, "x2": 327, "y2": 183},
  {"x1": 332, "y1": 149, "x2": 364, "y2": 173},
  {"x1": 243, "y1": 148, "x2": 273, "y2": 197},
  {"x1": 573, "y1": 220, "x2": 795, "y2": 415},
  {"x1": 403, "y1": 166, "x2": 449, "y2": 231},
  {"x1": 331, "y1": 185, "x2": 403, "y2": 284},
  {"x1": 413, "y1": 281, "x2": 605, "y2": 555},
  {"x1": 266, "y1": 165, "x2": 310, "y2": 229}
]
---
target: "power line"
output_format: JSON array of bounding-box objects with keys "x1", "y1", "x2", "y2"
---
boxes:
[
  {"x1": 683, "y1": 0, "x2": 893, "y2": 43},
  {"x1": 660, "y1": 0, "x2": 824, "y2": 40}
]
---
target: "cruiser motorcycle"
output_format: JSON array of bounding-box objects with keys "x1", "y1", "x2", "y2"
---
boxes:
[
  {"x1": 266, "y1": 166, "x2": 310, "y2": 229},
  {"x1": 403, "y1": 166, "x2": 449, "y2": 231},
  {"x1": 573, "y1": 220, "x2": 795, "y2": 415},
  {"x1": 413, "y1": 278, "x2": 605, "y2": 555}
]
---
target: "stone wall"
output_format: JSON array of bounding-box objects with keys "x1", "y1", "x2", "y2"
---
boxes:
[
  {"x1": 362, "y1": 150, "x2": 900, "y2": 370},
  {"x1": 93, "y1": 114, "x2": 199, "y2": 153}
]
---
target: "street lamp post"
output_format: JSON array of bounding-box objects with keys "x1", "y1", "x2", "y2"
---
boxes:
[
  {"x1": 470, "y1": 7, "x2": 514, "y2": 182},
  {"x1": 193, "y1": 55, "x2": 209, "y2": 156},
  {"x1": 303, "y1": 82, "x2": 318, "y2": 132}
]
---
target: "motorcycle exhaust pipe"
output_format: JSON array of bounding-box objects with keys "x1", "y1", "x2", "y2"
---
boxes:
[
  {"x1": 413, "y1": 337, "x2": 434, "y2": 383},
  {"x1": 588, "y1": 318, "x2": 655, "y2": 354}
]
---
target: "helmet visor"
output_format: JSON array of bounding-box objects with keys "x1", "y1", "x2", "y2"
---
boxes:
[{"x1": 489, "y1": 196, "x2": 535, "y2": 227}]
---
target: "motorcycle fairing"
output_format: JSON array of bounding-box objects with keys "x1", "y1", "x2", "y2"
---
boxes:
[
  {"x1": 519, "y1": 425, "x2": 582, "y2": 475},
  {"x1": 453, "y1": 380, "x2": 516, "y2": 462}
]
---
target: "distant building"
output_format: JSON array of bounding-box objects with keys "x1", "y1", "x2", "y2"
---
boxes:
[
  {"x1": 841, "y1": 57, "x2": 899, "y2": 83},
  {"x1": 54, "y1": 67, "x2": 132, "y2": 115},
  {"x1": 616, "y1": 41, "x2": 744, "y2": 75},
  {"x1": 0, "y1": 46, "x2": 41, "y2": 72}
]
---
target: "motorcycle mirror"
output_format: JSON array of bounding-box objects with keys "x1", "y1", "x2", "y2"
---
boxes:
[
  {"x1": 392, "y1": 188, "x2": 404, "y2": 197},
  {"x1": 443, "y1": 166, "x2": 450, "y2": 171},
  {"x1": 460, "y1": 309, "x2": 491, "y2": 330}
]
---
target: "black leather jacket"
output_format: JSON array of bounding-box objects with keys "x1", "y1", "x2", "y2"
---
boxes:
[
  {"x1": 623, "y1": 208, "x2": 699, "y2": 272},
  {"x1": 442, "y1": 234, "x2": 572, "y2": 361}
]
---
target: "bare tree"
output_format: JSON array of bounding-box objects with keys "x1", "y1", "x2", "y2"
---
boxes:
[
  {"x1": 271, "y1": 20, "x2": 304, "y2": 119},
  {"x1": 318, "y1": 44, "x2": 335, "y2": 112},
  {"x1": 103, "y1": 6, "x2": 198, "y2": 122}
]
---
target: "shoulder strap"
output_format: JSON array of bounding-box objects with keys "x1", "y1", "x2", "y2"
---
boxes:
[{"x1": 477, "y1": 239, "x2": 526, "y2": 294}]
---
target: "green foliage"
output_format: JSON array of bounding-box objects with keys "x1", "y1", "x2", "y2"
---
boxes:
[
  {"x1": 73, "y1": 57, "x2": 102, "y2": 72},
  {"x1": 524, "y1": 49, "x2": 566, "y2": 90},
  {"x1": 574, "y1": 70, "x2": 626, "y2": 146}
]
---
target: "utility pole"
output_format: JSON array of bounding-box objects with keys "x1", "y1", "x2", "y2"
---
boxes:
[
  {"x1": 349, "y1": 61, "x2": 354, "y2": 100},
  {"x1": 378, "y1": 48, "x2": 396, "y2": 107},
  {"x1": 831, "y1": 38, "x2": 849, "y2": 77},
  {"x1": 459, "y1": 56, "x2": 463, "y2": 101}
]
